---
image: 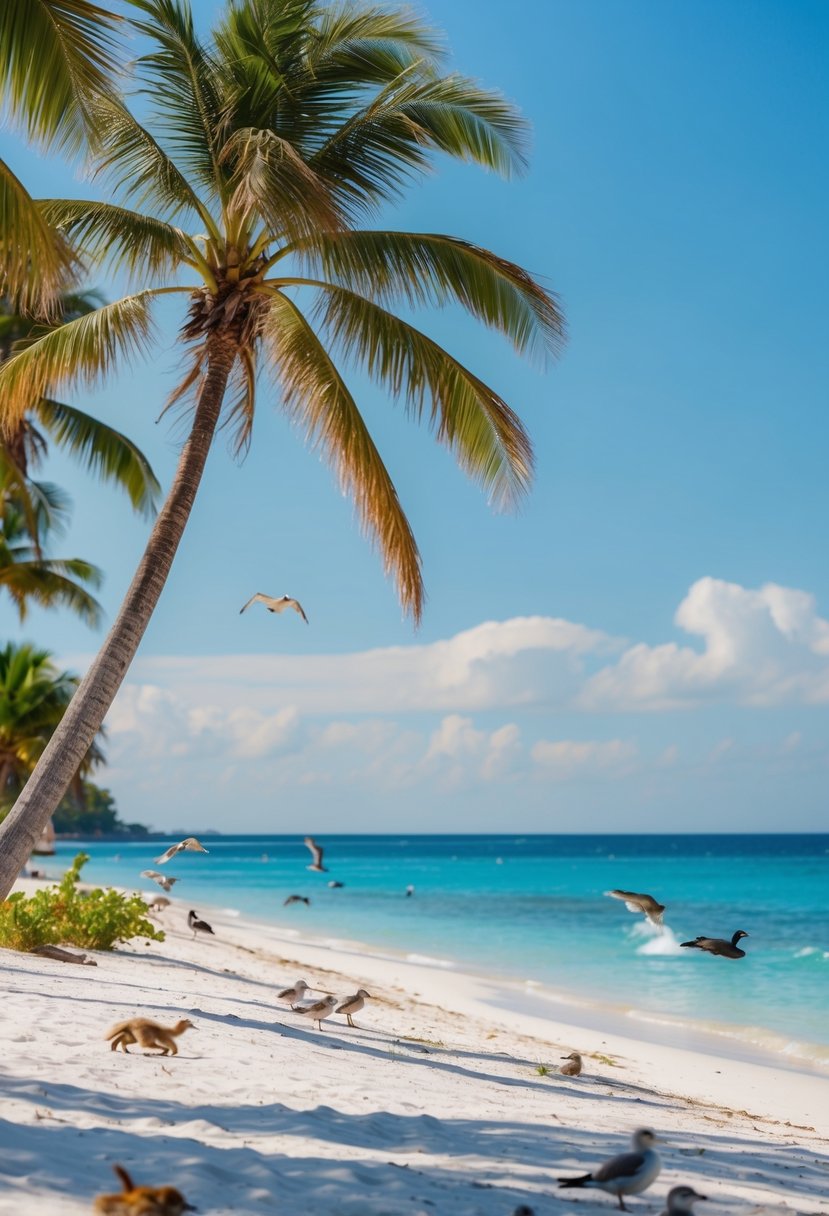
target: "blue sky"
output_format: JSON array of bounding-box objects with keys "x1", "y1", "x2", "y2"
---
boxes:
[{"x1": 2, "y1": 0, "x2": 829, "y2": 832}]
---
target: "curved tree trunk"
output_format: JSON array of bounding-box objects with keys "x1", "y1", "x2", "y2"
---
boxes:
[{"x1": 0, "y1": 334, "x2": 238, "y2": 899}]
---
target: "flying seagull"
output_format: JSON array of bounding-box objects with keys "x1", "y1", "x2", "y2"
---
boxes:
[
  {"x1": 605, "y1": 888, "x2": 666, "y2": 927},
  {"x1": 278, "y1": 979, "x2": 309, "y2": 1006},
  {"x1": 680, "y1": 930, "x2": 749, "y2": 959},
  {"x1": 336, "y1": 988, "x2": 372, "y2": 1028},
  {"x1": 296, "y1": 994, "x2": 337, "y2": 1030},
  {"x1": 658, "y1": 1186, "x2": 708, "y2": 1216},
  {"x1": 239, "y1": 593, "x2": 309, "y2": 623},
  {"x1": 141, "y1": 870, "x2": 179, "y2": 892},
  {"x1": 558, "y1": 1128, "x2": 662, "y2": 1211},
  {"x1": 284, "y1": 894, "x2": 310, "y2": 906},
  {"x1": 304, "y1": 836, "x2": 328, "y2": 872},
  {"x1": 188, "y1": 909, "x2": 215, "y2": 940},
  {"x1": 154, "y1": 838, "x2": 209, "y2": 865}
]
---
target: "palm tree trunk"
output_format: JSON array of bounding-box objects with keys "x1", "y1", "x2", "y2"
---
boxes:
[{"x1": 0, "y1": 334, "x2": 238, "y2": 899}]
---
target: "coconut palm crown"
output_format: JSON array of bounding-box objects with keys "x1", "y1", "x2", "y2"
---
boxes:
[{"x1": 0, "y1": 0, "x2": 564, "y2": 895}]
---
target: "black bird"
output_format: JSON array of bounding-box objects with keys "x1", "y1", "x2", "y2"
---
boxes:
[
  {"x1": 680, "y1": 930, "x2": 749, "y2": 959},
  {"x1": 284, "y1": 894, "x2": 311, "y2": 906},
  {"x1": 188, "y1": 909, "x2": 214, "y2": 940}
]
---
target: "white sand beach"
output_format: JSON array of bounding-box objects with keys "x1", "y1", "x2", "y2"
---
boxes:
[{"x1": 1, "y1": 884, "x2": 827, "y2": 1215}]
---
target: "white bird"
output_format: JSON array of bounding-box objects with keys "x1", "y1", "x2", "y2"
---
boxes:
[
  {"x1": 277, "y1": 979, "x2": 308, "y2": 1006},
  {"x1": 239, "y1": 593, "x2": 309, "y2": 623},
  {"x1": 154, "y1": 838, "x2": 210, "y2": 865},
  {"x1": 605, "y1": 888, "x2": 666, "y2": 927},
  {"x1": 141, "y1": 870, "x2": 179, "y2": 892},
  {"x1": 658, "y1": 1186, "x2": 707, "y2": 1216},
  {"x1": 304, "y1": 836, "x2": 328, "y2": 872},
  {"x1": 335, "y1": 988, "x2": 372, "y2": 1027},
  {"x1": 295, "y1": 994, "x2": 337, "y2": 1030},
  {"x1": 558, "y1": 1128, "x2": 662, "y2": 1211}
]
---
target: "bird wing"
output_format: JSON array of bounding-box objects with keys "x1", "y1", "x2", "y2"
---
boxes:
[
  {"x1": 154, "y1": 845, "x2": 179, "y2": 865},
  {"x1": 240, "y1": 593, "x2": 270, "y2": 614},
  {"x1": 304, "y1": 837, "x2": 323, "y2": 868},
  {"x1": 594, "y1": 1151, "x2": 646, "y2": 1182},
  {"x1": 336, "y1": 995, "x2": 358, "y2": 1013},
  {"x1": 303, "y1": 999, "x2": 328, "y2": 1015},
  {"x1": 184, "y1": 837, "x2": 209, "y2": 853},
  {"x1": 287, "y1": 597, "x2": 309, "y2": 623},
  {"x1": 141, "y1": 870, "x2": 162, "y2": 881}
]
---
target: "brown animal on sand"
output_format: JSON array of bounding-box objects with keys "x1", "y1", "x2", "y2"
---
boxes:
[
  {"x1": 93, "y1": 1164, "x2": 197, "y2": 1215},
  {"x1": 560, "y1": 1051, "x2": 583, "y2": 1076},
  {"x1": 105, "y1": 1018, "x2": 195, "y2": 1056}
]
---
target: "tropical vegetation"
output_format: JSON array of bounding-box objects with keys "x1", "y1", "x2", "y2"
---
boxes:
[{"x1": 0, "y1": 0, "x2": 564, "y2": 897}]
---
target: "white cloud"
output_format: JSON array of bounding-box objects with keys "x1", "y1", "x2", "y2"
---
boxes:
[{"x1": 531, "y1": 738, "x2": 637, "y2": 776}]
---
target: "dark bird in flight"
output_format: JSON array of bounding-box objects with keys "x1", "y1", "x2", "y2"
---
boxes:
[
  {"x1": 284, "y1": 895, "x2": 311, "y2": 907},
  {"x1": 680, "y1": 930, "x2": 749, "y2": 959},
  {"x1": 239, "y1": 593, "x2": 308, "y2": 623}
]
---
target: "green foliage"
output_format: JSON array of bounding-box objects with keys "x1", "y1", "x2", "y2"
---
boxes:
[
  {"x1": 0, "y1": 851, "x2": 163, "y2": 952},
  {"x1": 535, "y1": 1063, "x2": 550, "y2": 1076}
]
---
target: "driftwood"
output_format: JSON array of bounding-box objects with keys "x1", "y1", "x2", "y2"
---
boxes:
[{"x1": 32, "y1": 945, "x2": 97, "y2": 966}]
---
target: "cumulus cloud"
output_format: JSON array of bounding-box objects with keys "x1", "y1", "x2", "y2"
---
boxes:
[{"x1": 531, "y1": 738, "x2": 638, "y2": 776}]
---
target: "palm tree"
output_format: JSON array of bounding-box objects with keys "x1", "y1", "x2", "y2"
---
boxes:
[
  {"x1": 0, "y1": 642, "x2": 104, "y2": 817},
  {"x1": 0, "y1": 292, "x2": 161, "y2": 518},
  {"x1": 0, "y1": 1, "x2": 125, "y2": 311},
  {"x1": 0, "y1": 468, "x2": 103, "y2": 626},
  {"x1": 0, "y1": 0, "x2": 565, "y2": 896}
]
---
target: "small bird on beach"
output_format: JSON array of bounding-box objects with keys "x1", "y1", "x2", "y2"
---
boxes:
[
  {"x1": 284, "y1": 894, "x2": 310, "y2": 906},
  {"x1": 680, "y1": 930, "x2": 749, "y2": 959},
  {"x1": 239, "y1": 592, "x2": 309, "y2": 623},
  {"x1": 146, "y1": 895, "x2": 171, "y2": 913},
  {"x1": 658, "y1": 1186, "x2": 707, "y2": 1216},
  {"x1": 141, "y1": 870, "x2": 179, "y2": 892},
  {"x1": 277, "y1": 979, "x2": 309, "y2": 1006},
  {"x1": 560, "y1": 1051, "x2": 583, "y2": 1076},
  {"x1": 558, "y1": 1127, "x2": 662, "y2": 1211},
  {"x1": 188, "y1": 909, "x2": 215, "y2": 940},
  {"x1": 336, "y1": 988, "x2": 372, "y2": 1027},
  {"x1": 94, "y1": 1164, "x2": 196, "y2": 1216},
  {"x1": 304, "y1": 836, "x2": 328, "y2": 872},
  {"x1": 154, "y1": 838, "x2": 209, "y2": 865},
  {"x1": 296, "y1": 994, "x2": 337, "y2": 1030},
  {"x1": 328, "y1": 880, "x2": 344, "y2": 888},
  {"x1": 605, "y1": 888, "x2": 666, "y2": 928}
]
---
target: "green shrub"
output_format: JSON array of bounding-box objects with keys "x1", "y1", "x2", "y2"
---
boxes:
[{"x1": 0, "y1": 852, "x2": 164, "y2": 952}]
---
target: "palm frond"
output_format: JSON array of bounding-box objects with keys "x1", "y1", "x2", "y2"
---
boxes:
[
  {"x1": 34, "y1": 399, "x2": 162, "y2": 517},
  {"x1": 0, "y1": 160, "x2": 75, "y2": 312},
  {"x1": 38, "y1": 199, "x2": 194, "y2": 283},
  {"x1": 279, "y1": 280, "x2": 534, "y2": 510},
  {"x1": 0, "y1": 558, "x2": 103, "y2": 627},
  {"x1": 263, "y1": 290, "x2": 424, "y2": 621},
  {"x1": 0, "y1": 0, "x2": 124, "y2": 152},
  {"x1": 0, "y1": 293, "x2": 157, "y2": 432},
  {"x1": 285, "y1": 230, "x2": 565, "y2": 362},
  {"x1": 309, "y1": 3, "x2": 445, "y2": 78}
]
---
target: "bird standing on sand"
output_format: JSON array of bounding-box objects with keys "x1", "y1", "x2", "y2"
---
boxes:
[
  {"x1": 283, "y1": 894, "x2": 310, "y2": 906},
  {"x1": 188, "y1": 909, "x2": 215, "y2": 940},
  {"x1": 141, "y1": 870, "x2": 179, "y2": 892},
  {"x1": 296, "y1": 994, "x2": 337, "y2": 1030},
  {"x1": 605, "y1": 889, "x2": 666, "y2": 928},
  {"x1": 336, "y1": 989, "x2": 372, "y2": 1027},
  {"x1": 154, "y1": 838, "x2": 209, "y2": 865},
  {"x1": 658, "y1": 1186, "x2": 707, "y2": 1216},
  {"x1": 304, "y1": 836, "x2": 328, "y2": 872},
  {"x1": 278, "y1": 979, "x2": 308, "y2": 1006},
  {"x1": 239, "y1": 592, "x2": 309, "y2": 623},
  {"x1": 560, "y1": 1051, "x2": 583, "y2": 1076},
  {"x1": 680, "y1": 930, "x2": 749, "y2": 959},
  {"x1": 558, "y1": 1128, "x2": 662, "y2": 1211},
  {"x1": 147, "y1": 895, "x2": 171, "y2": 913}
]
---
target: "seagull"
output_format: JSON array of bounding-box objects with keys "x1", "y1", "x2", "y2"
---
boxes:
[
  {"x1": 141, "y1": 870, "x2": 179, "y2": 892},
  {"x1": 560, "y1": 1051, "x2": 583, "y2": 1077},
  {"x1": 188, "y1": 909, "x2": 214, "y2": 940},
  {"x1": 154, "y1": 838, "x2": 209, "y2": 865},
  {"x1": 658, "y1": 1186, "x2": 707, "y2": 1216},
  {"x1": 558, "y1": 1128, "x2": 662, "y2": 1211},
  {"x1": 283, "y1": 894, "x2": 310, "y2": 906},
  {"x1": 605, "y1": 888, "x2": 666, "y2": 927},
  {"x1": 239, "y1": 592, "x2": 309, "y2": 623},
  {"x1": 303, "y1": 836, "x2": 328, "y2": 872},
  {"x1": 328, "y1": 880, "x2": 344, "y2": 889},
  {"x1": 680, "y1": 930, "x2": 749, "y2": 959},
  {"x1": 296, "y1": 994, "x2": 337, "y2": 1030},
  {"x1": 335, "y1": 988, "x2": 372, "y2": 1028},
  {"x1": 278, "y1": 979, "x2": 309, "y2": 1006}
]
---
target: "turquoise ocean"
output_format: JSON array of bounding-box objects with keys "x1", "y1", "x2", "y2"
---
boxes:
[{"x1": 52, "y1": 834, "x2": 829, "y2": 1072}]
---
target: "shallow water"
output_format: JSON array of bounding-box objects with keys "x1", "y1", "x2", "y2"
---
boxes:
[{"x1": 52, "y1": 833, "x2": 829, "y2": 1068}]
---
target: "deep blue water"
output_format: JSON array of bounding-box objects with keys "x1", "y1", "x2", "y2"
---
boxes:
[{"x1": 51, "y1": 833, "x2": 829, "y2": 1065}]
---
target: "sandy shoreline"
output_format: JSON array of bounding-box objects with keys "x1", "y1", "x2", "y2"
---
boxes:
[{"x1": 1, "y1": 885, "x2": 827, "y2": 1214}]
